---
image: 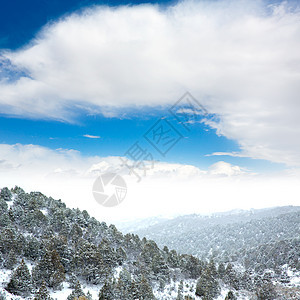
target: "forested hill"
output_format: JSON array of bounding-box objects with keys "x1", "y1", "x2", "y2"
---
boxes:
[
  {"x1": 128, "y1": 206, "x2": 300, "y2": 261},
  {"x1": 0, "y1": 186, "x2": 299, "y2": 300}
]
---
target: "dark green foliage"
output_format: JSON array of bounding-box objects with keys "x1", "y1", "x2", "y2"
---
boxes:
[
  {"x1": 24, "y1": 236, "x2": 41, "y2": 261},
  {"x1": 176, "y1": 280, "x2": 184, "y2": 300},
  {"x1": 67, "y1": 281, "x2": 86, "y2": 300},
  {"x1": 0, "y1": 197, "x2": 8, "y2": 212},
  {"x1": 99, "y1": 280, "x2": 114, "y2": 300},
  {"x1": 138, "y1": 275, "x2": 155, "y2": 300},
  {"x1": 255, "y1": 277, "x2": 277, "y2": 300},
  {"x1": 224, "y1": 263, "x2": 239, "y2": 290},
  {"x1": 0, "y1": 187, "x2": 12, "y2": 201},
  {"x1": 32, "y1": 249, "x2": 65, "y2": 289},
  {"x1": 116, "y1": 247, "x2": 127, "y2": 265},
  {"x1": 6, "y1": 259, "x2": 32, "y2": 296},
  {"x1": 4, "y1": 249, "x2": 17, "y2": 269},
  {"x1": 217, "y1": 262, "x2": 226, "y2": 279},
  {"x1": 195, "y1": 267, "x2": 220, "y2": 300},
  {"x1": 0, "y1": 227, "x2": 18, "y2": 254},
  {"x1": 34, "y1": 281, "x2": 52, "y2": 300},
  {"x1": 180, "y1": 254, "x2": 203, "y2": 279}
]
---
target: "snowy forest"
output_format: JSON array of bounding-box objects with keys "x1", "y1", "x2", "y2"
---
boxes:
[{"x1": 0, "y1": 187, "x2": 299, "y2": 299}]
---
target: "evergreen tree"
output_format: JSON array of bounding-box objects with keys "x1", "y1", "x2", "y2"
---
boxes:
[
  {"x1": 195, "y1": 268, "x2": 220, "y2": 300},
  {"x1": 217, "y1": 262, "x2": 226, "y2": 279},
  {"x1": 32, "y1": 249, "x2": 65, "y2": 289},
  {"x1": 208, "y1": 258, "x2": 217, "y2": 278},
  {"x1": 116, "y1": 247, "x2": 127, "y2": 265},
  {"x1": 176, "y1": 280, "x2": 184, "y2": 300},
  {"x1": 4, "y1": 249, "x2": 17, "y2": 269},
  {"x1": 68, "y1": 274, "x2": 79, "y2": 289},
  {"x1": 6, "y1": 259, "x2": 32, "y2": 296},
  {"x1": 138, "y1": 275, "x2": 155, "y2": 300},
  {"x1": 0, "y1": 198, "x2": 8, "y2": 213},
  {"x1": 99, "y1": 280, "x2": 114, "y2": 300},
  {"x1": 0, "y1": 187, "x2": 12, "y2": 202},
  {"x1": 129, "y1": 280, "x2": 140, "y2": 299},
  {"x1": 255, "y1": 279, "x2": 277, "y2": 300},
  {"x1": 67, "y1": 281, "x2": 86, "y2": 300},
  {"x1": 224, "y1": 263, "x2": 239, "y2": 290},
  {"x1": 34, "y1": 281, "x2": 52, "y2": 300}
]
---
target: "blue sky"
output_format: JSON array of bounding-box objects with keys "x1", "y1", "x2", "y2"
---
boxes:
[
  {"x1": 0, "y1": 0, "x2": 175, "y2": 50},
  {"x1": 0, "y1": 105, "x2": 285, "y2": 173}
]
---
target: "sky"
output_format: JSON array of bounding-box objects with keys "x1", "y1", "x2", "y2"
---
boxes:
[{"x1": 0, "y1": 0, "x2": 300, "y2": 223}]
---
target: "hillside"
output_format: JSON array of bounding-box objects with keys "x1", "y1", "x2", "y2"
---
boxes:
[
  {"x1": 128, "y1": 207, "x2": 300, "y2": 262},
  {"x1": 0, "y1": 186, "x2": 299, "y2": 300}
]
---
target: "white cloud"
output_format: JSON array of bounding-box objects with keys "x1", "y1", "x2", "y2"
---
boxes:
[
  {"x1": 0, "y1": 0, "x2": 300, "y2": 165},
  {"x1": 83, "y1": 134, "x2": 101, "y2": 139},
  {"x1": 206, "y1": 152, "x2": 249, "y2": 158},
  {"x1": 0, "y1": 143, "x2": 300, "y2": 223},
  {"x1": 208, "y1": 161, "x2": 246, "y2": 176}
]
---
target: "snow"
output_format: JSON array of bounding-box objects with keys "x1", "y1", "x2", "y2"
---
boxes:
[
  {"x1": 40, "y1": 208, "x2": 48, "y2": 215},
  {"x1": 113, "y1": 266, "x2": 123, "y2": 279},
  {"x1": 0, "y1": 268, "x2": 23, "y2": 300},
  {"x1": 82, "y1": 284, "x2": 101, "y2": 300},
  {"x1": 50, "y1": 282, "x2": 73, "y2": 300},
  {"x1": 6, "y1": 194, "x2": 15, "y2": 209},
  {"x1": 286, "y1": 268, "x2": 300, "y2": 287},
  {"x1": 153, "y1": 279, "x2": 197, "y2": 299},
  {"x1": 50, "y1": 282, "x2": 101, "y2": 300}
]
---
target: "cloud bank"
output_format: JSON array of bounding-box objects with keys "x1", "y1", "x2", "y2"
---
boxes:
[
  {"x1": 0, "y1": 0, "x2": 300, "y2": 167},
  {"x1": 0, "y1": 143, "x2": 299, "y2": 222}
]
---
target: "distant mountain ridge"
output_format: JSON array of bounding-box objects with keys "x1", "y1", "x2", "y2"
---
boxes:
[{"x1": 127, "y1": 206, "x2": 300, "y2": 260}]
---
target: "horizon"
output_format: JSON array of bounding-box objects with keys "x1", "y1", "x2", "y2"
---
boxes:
[{"x1": 1, "y1": 0, "x2": 300, "y2": 224}]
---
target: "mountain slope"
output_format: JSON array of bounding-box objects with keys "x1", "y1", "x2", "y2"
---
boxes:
[
  {"x1": 129, "y1": 206, "x2": 300, "y2": 261},
  {"x1": 0, "y1": 186, "x2": 299, "y2": 300}
]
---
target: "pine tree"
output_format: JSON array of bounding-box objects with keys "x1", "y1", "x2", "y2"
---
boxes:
[
  {"x1": 129, "y1": 280, "x2": 139, "y2": 299},
  {"x1": 224, "y1": 263, "x2": 239, "y2": 290},
  {"x1": 34, "y1": 281, "x2": 52, "y2": 300},
  {"x1": 218, "y1": 262, "x2": 226, "y2": 279},
  {"x1": 32, "y1": 249, "x2": 65, "y2": 289},
  {"x1": 176, "y1": 280, "x2": 184, "y2": 300},
  {"x1": 67, "y1": 281, "x2": 86, "y2": 300},
  {"x1": 138, "y1": 275, "x2": 155, "y2": 300},
  {"x1": 195, "y1": 268, "x2": 220, "y2": 300},
  {"x1": 68, "y1": 274, "x2": 79, "y2": 289},
  {"x1": 208, "y1": 258, "x2": 217, "y2": 278},
  {"x1": 6, "y1": 259, "x2": 32, "y2": 296},
  {"x1": 0, "y1": 198, "x2": 8, "y2": 213},
  {"x1": 116, "y1": 247, "x2": 127, "y2": 265},
  {"x1": 0, "y1": 187, "x2": 12, "y2": 201},
  {"x1": 255, "y1": 278, "x2": 277, "y2": 300},
  {"x1": 4, "y1": 249, "x2": 17, "y2": 269},
  {"x1": 99, "y1": 280, "x2": 114, "y2": 300}
]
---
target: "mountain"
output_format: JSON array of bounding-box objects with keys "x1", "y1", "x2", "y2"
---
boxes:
[
  {"x1": 0, "y1": 186, "x2": 299, "y2": 300},
  {"x1": 127, "y1": 206, "x2": 300, "y2": 261}
]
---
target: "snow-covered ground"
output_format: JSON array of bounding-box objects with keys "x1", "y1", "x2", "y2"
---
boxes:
[
  {"x1": 0, "y1": 268, "x2": 23, "y2": 299},
  {"x1": 153, "y1": 279, "x2": 197, "y2": 299}
]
